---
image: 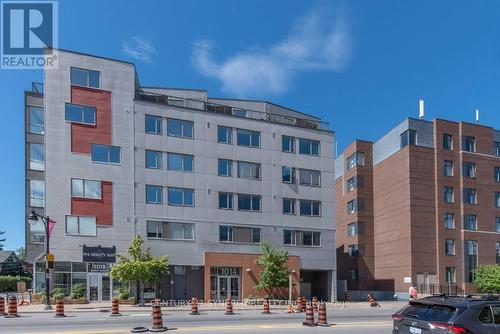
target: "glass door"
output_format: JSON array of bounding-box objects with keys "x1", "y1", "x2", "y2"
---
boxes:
[
  {"x1": 230, "y1": 276, "x2": 240, "y2": 300},
  {"x1": 218, "y1": 277, "x2": 228, "y2": 300},
  {"x1": 102, "y1": 276, "x2": 111, "y2": 301},
  {"x1": 88, "y1": 274, "x2": 99, "y2": 302}
]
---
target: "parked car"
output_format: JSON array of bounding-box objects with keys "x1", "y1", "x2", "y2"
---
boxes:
[{"x1": 392, "y1": 295, "x2": 500, "y2": 333}]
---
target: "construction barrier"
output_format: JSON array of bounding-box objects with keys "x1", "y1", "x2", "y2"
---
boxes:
[
  {"x1": 344, "y1": 291, "x2": 350, "y2": 302},
  {"x1": 262, "y1": 299, "x2": 270, "y2": 314},
  {"x1": 110, "y1": 298, "x2": 121, "y2": 316},
  {"x1": 5, "y1": 297, "x2": 19, "y2": 318},
  {"x1": 224, "y1": 297, "x2": 233, "y2": 315},
  {"x1": 368, "y1": 293, "x2": 380, "y2": 307},
  {"x1": 150, "y1": 303, "x2": 167, "y2": 332},
  {"x1": 312, "y1": 296, "x2": 318, "y2": 312},
  {"x1": 316, "y1": 303, "x2": 330, "y2": 327},
  {"x1": 295, "y1": 297, "x2": 303, "y2": 312},
  {"x1": 300, "y1": 296, "x2": 307, "y2": 312},
  {"x1": 302, "y1": 302, "x2": 316, "y2": 326},
  {"x1": 0, "y1": 296, "x2": 5, "y2": 316},
  {"x1": 190, "y1": 297, "x2": 199, "y2": 315},
  {"x1": 54, "y1": 299, "x2": 65, "y2": 318}
]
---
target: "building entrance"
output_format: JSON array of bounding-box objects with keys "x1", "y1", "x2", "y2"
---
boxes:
[{"x1": 210, "y1": 267, "x2": 241, "y2": 301}]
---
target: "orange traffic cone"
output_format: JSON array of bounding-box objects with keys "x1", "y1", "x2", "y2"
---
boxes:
[
  {"x1": 5, "y1": 297, "x2": 19, "y2": 318},
  {"x1": 302, "y1": 303, "x2": 316, "y2": 326},
  {"x1": 316, "y1": 303, "x2": 330, "y2": 327},
  {"x1": 150, "y1": 303, "x2": 167, "y2": 332},
  {"x1": 262, "y1": 299, "x2": 270, "y2": 314},
  {"x1": 190, "y1": 297, "x2": 199, "y2": 315},
  {"x1": 224, "y1": 298, "x2": 233, "y2": 315}
]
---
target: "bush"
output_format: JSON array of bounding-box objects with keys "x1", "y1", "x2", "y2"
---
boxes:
[
  {"x1": 0, "y1": 276, "x2": 32, "y2": 292},
  {"x1": 474, "y1": 265, "x2": 500, "y2": 294},
  {"x1": 69, "y1": 284, "x2": 85, "y2": 300},
  {"x1": 118, "y1": 287, "x2": 129, "y2": 300}
]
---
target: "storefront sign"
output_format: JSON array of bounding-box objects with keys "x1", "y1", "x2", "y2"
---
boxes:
[
  {"x1": 210, "y1": 267, "x2": 240, "y2": 276},
  {"x1": 82, "y1": 245, "x2": 116, "y2": 263},
  {"x1": 88, "y1": 262, "x2": 110, "y2": 273}
]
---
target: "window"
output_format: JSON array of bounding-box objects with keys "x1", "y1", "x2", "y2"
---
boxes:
[
  {"x1": 147, "y1": 221, "x2": 162, "y2": 238},
  {"x1": 167, "y1": 153, "x2": 193, "y2": 172},
  {"x1": 299, "y1": 200, "x2": 321, "y2": 216},
  {"x1": 463, "y1": 136, "x2": 476, "y2": 152},
  {"x1": 346, "y1": 175, "x2": 364, "y2": 192},
  {"x1": 167, "y1": 119, "x2": 193, "y2": 138},
  {"x1": 29, "y1": 143, "x2": 45, "y2": 171},
  {"x1": 145, "y1": 115, "x2": 162, "y2": 134},
  {"x1": 233, "y1": 108, "x2": 247, "y2": 118},
  {"x1": 479, "y1": 306, "x2": 493, "y2": 324},
  {"x1": 401, "y1": 129, "x2": 416, "y2": 148},
  {"x1": 218, "y1": 159, "x2": 232, "y2": 177},
  {"x1": 218, "y1": 192, "x2": 233, "y2": 210},
  {"x1": 465, "y1": 240, "x2": 478, "y2": 282},
  {"x1": 443, "y1": 160, "x2": 453, "y2": 177},
  {"x1": 237, "y1": 194, "x2": 261, "y2": 212},
  {"x1": 495, "y1": 142, "x2": 500, "y2": 157},
  {"x1": 29, "y1": 180, "x2": 45, "y2": 207},
  {"x1": 444, "y1": 186, "x2": 454, "y2": 203},
  {"x1": 282, "y1": 136, "x2": 295, "y2": 153},
  {"x1": 145, "y1": 150, "x2": 162, "y2": 169},
  {"x1": 237, "y1": 129, "x2": 260, "y2": 148},
  {"x1": 29, "y1": 218, "x2": 45, "y2": 243},
  {"x1": 283, "y1": 230, "x2": 321, "y2": 247},
  {"x1": 495, "y1": 167, "x2": 500, "y2": 183},
  {"x1": 237, "y1": 161, "x2": 261, "y2": 180},
  {"x1": 282, "y1": 166, "x2": 295, "y2": 184},
  {"x1": 146, "y1": 221, "x2": 194, "y2": 240},
  {"x1": 463, "y1": 162, "x2": 476, "y2": 179},
  {"x1": 298, "y1": 138, "x2": 320, "y2": 156},
  {"x1": 497, "y1": 242, "x2": 500, "y2": 265},
  {"x1": 347, "y1": 223, "x2": 359, "y2": 236},
  {"x1": 443, "y1": 134, "x2": 453, "y2": 150},
  {"x1": 167, "y1": 97, "x2": 185, "y2": 108},
  {"x1": 347, "y1": 199, "x2": 364, "y2": 214},
  {"x1": 445, "y1": 239, "x2": 455, "y2": 256},
  {"x1": 65, "y1": 103, "x2": 96, "y2": 125},
  {"x1": 496, "y1": 192, "x2": 500, "y2": 208},
  {"x1": 66, "y1": 216, "x2": 96, "y2": 236},
  {"x1": 299, "y1": 169, "x2": 321, "y2": 187},
  {"x1": 29, "y1": 106, "x2": 44, "y2": 134},
  {"x1": 348, "y1": 269, "x2": 358, "y2": 281},
  {"x1": 283, "y1": 198, "x2": 296, "y2": 215},
  {"x1": 348, "y1": 244, "x2": 359, "y2": 257},
  {"x1": 71, "y1": 179, "x2": 101, "y2": 199},
  {"x1": 217, "y1": 126, "x2": 232, "y2": 144},
  {"x1": 444, "y1": 213, "x2": 455, "y2": 229},
  {"x1": 168, "y1": 188, "x2": 194, "y2": 206},
  {"x1": 146, "y1": 185, "x2": 163, "y2": 204},
  {"x1": 445, "y1": 267, "x2": 456, "y2": 284},
  {"x1": 464, "y1": 214, "x2": 477, "y2": 231},
  {"x1": 347, "y1": 152, "x2": 364, "y2": 170},
  {"x1": 91, "y1": 144, "x2": 121, "y2": 164},
  {"x1": 496, "y1": 217, "x2": 500, "y2": 233},
  {"x1": 70, "y1": 67, "x2": 100, "y2": 88},
  {"x1": 219, "y1": 226, "x2": 260, "y2": 243},
  {"x1": 463, "y1": 188, "x2": 477, "y2": 205}
]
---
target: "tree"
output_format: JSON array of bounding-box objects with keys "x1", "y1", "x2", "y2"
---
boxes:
[
  {"x1": 16, "y1": 247, "x2": 26, "y2": 261},
  {"x1": 474, "y1": 264, "x2": 500, "y2": 294},
  {"x1": 110, "y1": 236, "x2": 169, "y2": 305},
  {"x1": 0, "y1": 231, "x2": 5, "y2": 251},
  {"x1": 254, "y1": 242, "x2": 290, "y2": 298}
]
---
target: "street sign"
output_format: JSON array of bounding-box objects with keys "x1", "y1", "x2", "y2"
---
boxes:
[
  {"x1": 46, "y1": 253, "x2": 54, "y2": 262},
  {"x1": 46, "y1": 253, "x2": 55, "y2": 270}
]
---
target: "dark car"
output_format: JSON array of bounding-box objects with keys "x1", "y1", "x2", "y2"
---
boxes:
[{"x1": 392, "y1": 295, "x2": 500, "y2": 333}]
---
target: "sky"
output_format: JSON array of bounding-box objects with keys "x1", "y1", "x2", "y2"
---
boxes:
[{"x1": 1, "y1": 0, "x2": 500, "y2": 250}]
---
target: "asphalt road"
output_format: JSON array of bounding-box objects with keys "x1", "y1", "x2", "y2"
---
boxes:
[{"x1": 0, "y1": 307, "x2": 396, "y2": 334}]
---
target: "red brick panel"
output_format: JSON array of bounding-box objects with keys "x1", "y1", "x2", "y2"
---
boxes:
[{"x1": 71, "y1": 181, "x2": 113, "y2": 226}]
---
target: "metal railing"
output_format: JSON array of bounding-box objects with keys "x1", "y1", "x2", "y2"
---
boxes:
[
  {"x1": 31, "y1": 82, "x2": 44, "y2": 94},
  {"x1": 418, "y1": 284, "x2": 465, "y2": 296},
  {"x1": 135, "y1": 90, "x2": 330, "y2": 131}
]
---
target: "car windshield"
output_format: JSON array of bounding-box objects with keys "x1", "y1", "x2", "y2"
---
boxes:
[{"x1": 402, "y1": 303, "x2": 456, "y2": 322}]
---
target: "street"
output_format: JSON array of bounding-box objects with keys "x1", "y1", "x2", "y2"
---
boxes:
[{"x1": 0, "y1": 306, "x2": 397, "y2": 334}]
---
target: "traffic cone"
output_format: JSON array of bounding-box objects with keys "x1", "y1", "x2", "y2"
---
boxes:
[
  {"x1": 0, "y1": 296, "x2": 5, "y2": 316},
  {"x1": 344, "y1": 291, "x2": 350, "y2": 302},
  {"x1": 190, "y1": 297, "x2": 199, "y2": 315},
  {"x1": 300, "y1": 296, "x2": 307, "y2": 312},
  {"x1": 150, "y1": 304, "x2": 167, "y2": 332},
  {"x1": 224, "y1": 297, "x2": 233, "y2": 315},
  {"x1": 5, "y1": 297, "x2": 19, "y2": 318},
  {"x1": 110, "y1": 298, "x2": 121, "y2": 316},
  {"x1": 295, "y1": 296, "x2": 303, "y2": 312},
  {"x1": 54, "y1": 299, "x2": 65, "y2": 318},
  {"x1": 262, "y1": 299, "x2": 270, "y2": 314},
  {"x1": 302, "y1": 302, "x2": 316, "y2": 326},
  {"x1": 316, "y1": 303, "x2": 330, "y2": 327},
  {"x1": 312, "y1": 296, "x2": 318, "y2": 312},
  {"x1": 368, "y1": 294, "x2": 380, "y2": 307}
]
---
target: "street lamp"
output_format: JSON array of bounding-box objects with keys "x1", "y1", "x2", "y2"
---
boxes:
[{"x1": 28, "y1": 211, "x2": 52, "y2": 310}]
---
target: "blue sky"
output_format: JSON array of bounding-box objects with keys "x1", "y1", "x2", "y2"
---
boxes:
[{"x1": 1, "y1": 0, "x2": 500, "y2": 250}]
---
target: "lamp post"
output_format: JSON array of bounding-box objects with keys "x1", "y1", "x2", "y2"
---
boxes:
[{"x1": 28, "y1": 211, "x2": 52, "y2": 310}]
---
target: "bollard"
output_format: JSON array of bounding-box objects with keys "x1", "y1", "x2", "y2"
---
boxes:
[
  {"x1": 224, "y1": 297, "x2": 233, "y2": 315},
  {"x1": 190, "y1": 297, "x2": 199, "y2": 315},
  {"x1": 0, "y1": 296, "x2": 5, "y2": 316},
  {"x1": 150, "y1": 304, "x2": 167, "y2": 332},
  {"x1": 5, "y1": 297, "x2": 19, "y2": 318},
  {"x1": 262, "y1": 299, "x2": 270, "y2": 314},
  {"x1": 54, "y1": 299, "x2": 65, "y2": 318},
  {"x1": 110, "y1": 298, "x2": 121, "y2": 316},
  {"x1": 302, "y1": 302, "x2": 316, "y2": 326},
  {"x1": 312, "y1": 296, "x2": 318, "y2": 312},
  {"x1": 295, "y1": 297, "x2": 303, "y2": 312},
  {"x1": 316, "y1": 303, "x2": 330, "y2": 326},
  {"x1": 300, "y1": 296, "x2": 307, "y2": 312}
]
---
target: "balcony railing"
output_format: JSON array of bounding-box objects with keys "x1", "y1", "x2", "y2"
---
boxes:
[{"x1": 135, "y1": 90, "x2": 330, "y2": 131}]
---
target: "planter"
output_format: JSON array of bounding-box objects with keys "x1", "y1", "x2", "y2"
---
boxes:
[
  {"x1": 118, "y1": 298, "x2": 136, "y2": 305},
  {"x1": 63, "y1": 298, "x2": 87, "y2": 304}
]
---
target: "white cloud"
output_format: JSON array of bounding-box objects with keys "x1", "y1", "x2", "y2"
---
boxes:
[
  {"x1": 122, "y1": 36, "x2": 157, "y2": 63},
  {"x1": 192, "y1": 6, "x2": 351, "y2": 97}
]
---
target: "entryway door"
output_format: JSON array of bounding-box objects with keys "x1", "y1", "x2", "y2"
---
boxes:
[
  {"x1": 88, "y1": 273, "x2": 111, "y2": 302},
  {"x1": 217, "y1": 276, "x2": 240, "y2": 300}
]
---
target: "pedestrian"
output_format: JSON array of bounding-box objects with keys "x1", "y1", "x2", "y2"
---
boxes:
[{"x1": 409, "y1": 284, "x2": 418, "y2": 300}]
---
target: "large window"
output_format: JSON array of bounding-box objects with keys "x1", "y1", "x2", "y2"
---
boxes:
[
  {"x1": 65, "y1": 103, "x2": 96, "y2": 125},
  {"x1": 29, "y1": 217, "x2": 45, "y2": 243},
  {"x1": 283, "y1": 230, "x2": 321, "y2": 247},
  {"x1": 237, "y1": 161, "x2": 260, "y2": 180},
  {"x1": 495, "y1": 142, "x2": 500, "y2": 157},
  {"x1": 464, "y1": 214, "x2": 477, "y2": 231},
  {"x1": 29, "y1": 106, "x2": 44, "y2": 134},
  {"x1": 446, "y1": 267, "x2": 456, "y2": 284},
  {"x1": 283, "y1": 198, "x2": 296, "y2": 215},
  {"x1": 444, "y1": 186, "x2": 454, "y2": 204},
  {"x1": 298, "y1": 138, "x2": 320, "y2": 156},
  {"x1": 465, "y1": 240, "x2": 478, "y2": 282},
  {"x1": 146, "y1": 221, "x2": 194, "y2": 240},
  {"x1": 282, "y1": 136, "x2": 295, "y2": 153},
  {"x1": 168, "y1": 188, "x2": 194, "y2": 206},
  {"x1": 29, "y1": 143, "x2": 45, "y2": 171},
  {"x1": 70, "y1": 67, "x2": 100, "y2": 88},
  {"x1": 30, "y1": 180, "x2": 45, "y2": 207},
  {"x1": 218, "y1": 192, "x2": 233, "y2": 210},
  {"x1": 496, "y1": 217, "x2": 500, "y2": 233},
  {"x1": 299, "y1": 200, "x2": 321, "y2": 216},
  {"x1": 282, "y1": 166, "x2": 295, "y2": 184},
  {"x1": 145, "y1": 150, "x2": 162, "y2": 169},
  {"x1": 347, "y1": 222, "x2": 363, "y2": 237},
  {"x1": 238, "y1": 194, "x2": 261, "y2": 212},
  {"x1": 463, "y1": 162, "x2": 476, "y2": 179},
  {"x1": 167, "y1": 119, "x2": 194, "y2": 138},
  {"x1": 299, "y1": 169, "x2": 321, "y2": 187},
  {"x1": 347, "y1": 152, "x2": 364, "y2": 170},
  {"x1": 443, "y1": 134, "x2": 453, "y2": 150},
  {"x1": 445, "y1": 239, "x2": 455, "y2": 256},
  {"x1": 444, "y1": 213, "x2": 455, "y2": 229},
  {"x1": 217, "y1": 126, "x2": 232, "y2": 144},
  {"x1": 443, "y1": 160, "x2": 453, "y2": 177},
  {"x1": 66, "y1": 216, "x2": 97, "y2": 236},
  {"x1": 347, "y1": 199, "x2": 364, "y2": 214},
  {"x1": 237, "y1": 129, "x2": 260, "y2": 148},
  {"x1": 463, "y1": 188, "x2": 477, "y2": 205},
  {"x1": 91, "y1": 144, "x2": 120, "y2": 164},
  {"x1": 219, "y1": 226, "x2": 260, "y2": 243},
  {"x1": 401, "y1": 129, "x2": 417, "y2": 148},
  {"x1": 145, "y1": 115, "x2": 162, "y2": 134},
  {"x1": 146, "y1": 185, "x2": 163, "y2": 204},
  {"x1": 495, "y1": 167, "x2": 500, "y2": 183},
  {"x1": 71, "y1": 179, "x2": 101, "y2": 199},
  {"x1": 218, "y1": 159, "x2": 232, "y2": 177},
  {"x1": 167, "y1": 153, "x2": 193, "y2": 172},
  {"x1": 463, "y1": 136, "x2": 476, "y2": 152},
  {"x1": 496, "y1": 192, "x2": 500, "y2": 208}
]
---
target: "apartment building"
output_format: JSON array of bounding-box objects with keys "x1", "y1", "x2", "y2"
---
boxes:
[
  {"x1": 25, "y1": 49, "x2": 336, "y2": 302},
  {"x1": 335, "y1": 117, "x2": 500, "y2": 299}
]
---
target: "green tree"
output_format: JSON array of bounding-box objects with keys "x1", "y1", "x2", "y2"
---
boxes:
[
  {"x1": 254, "y1": 242, "x2": 290, "y2": 298},
  {"x1": 474, "y1": 264, "x2": 500, "y2": 294},
  {"x1": 0, "y1": 231, "x2": 5, "y2": 251},
  {"x1": 110, "y1": 236, "x2": 169, "y2": 305},
  {"x1": 16, "y1": 247, "x2": 26, "y2": 260}
]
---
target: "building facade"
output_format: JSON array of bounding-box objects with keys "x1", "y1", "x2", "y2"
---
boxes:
[
  {"x1": 25, "y1": 49, "x2": 336, "y2": 302},
  {"x1": 336, "y1": 117, "x2": 500, "y2": 299}
]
